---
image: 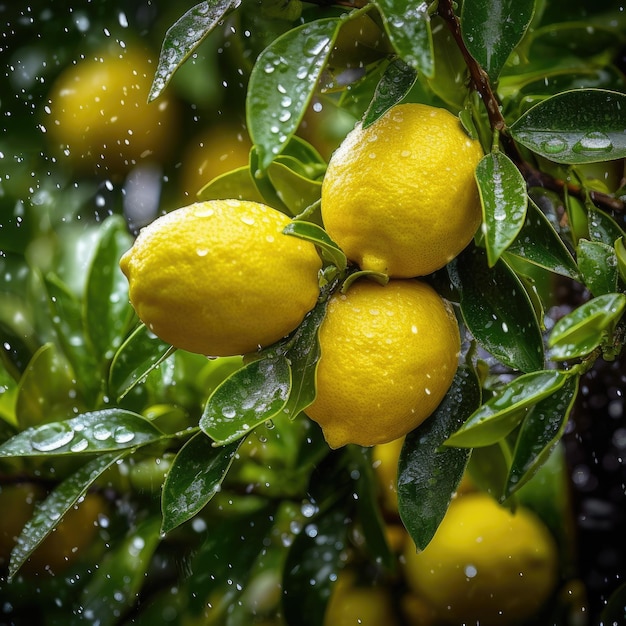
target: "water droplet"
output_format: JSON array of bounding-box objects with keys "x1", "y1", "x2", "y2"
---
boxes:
[
  {"x1": 222, "y1": 407, "x2": 237, "y2": 419},
  {"x1": 196, "y1": 248, "x2": 209, "y2": 257},
  {"x1": 93, "y1": 423, "x2": 112, "y2": 441},
  {"x1": 113, "y1": 426, "x2": 135, "y2": 444},
  {"x1": 240, "y1": 215, "x2": 255, "y2": 225},
  {"x1": 541, "y1": 136, "x2": 567, "y2": 154},
  {"x1": 574, "y1": 131, "x2": 613, "y2": 153},
  {"x1": 31, "y1": 422, "x2": 75, "y2": 452},
  {"x1": 70, "y1": 438, "x2": 89, "y2": 452}
]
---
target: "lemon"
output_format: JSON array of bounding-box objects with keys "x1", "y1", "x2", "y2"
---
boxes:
[
  {"x1": 306, "y1": 279, "x2": 460, "y2": 448},
  {"x1": 120, "y1": 200, "x2": 321, "y2": 356},
  {"x1": 321, "y1": 103, "x2": 483, "y2": 277},
  {"x1": 403, "y1": 492, "x2": 560, "y2": 625},
  {"x1": 372, "y1": 436, "x2": 405, "y2": 513}
]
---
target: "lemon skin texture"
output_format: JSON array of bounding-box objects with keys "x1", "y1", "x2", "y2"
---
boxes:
[
  {"x1": 306, "y1": 279, "x2": 460, "y2": 448},
  {"x1": 321, "y1": 103, "x2": 483, "y2": 277},
  {"x1": 403, "y1": 492, "x2": 560, "y2": 625},
  {"x1": 119, "y1": 200, "x2": 322, "y2": 357},
  {"x1": 46, "y1": 46, "x2": 179, "y2": 174}
]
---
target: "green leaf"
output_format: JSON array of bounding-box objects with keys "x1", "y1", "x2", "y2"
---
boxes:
[
  {"x1": 161, "y1": 433, "x2": 241, "y2": 534},
  {"x1": 510, "y1": 89, "x2": 626, "y2": 164},
  {"x1": 616, "y1": 237, "x2": 626, "y2": 283},
  {"x1": 283, "y1": 221, "x2": 346, "y2": 271},
  {"x1": 362, "y1": 57, "x2": 418, "y2": 129},
  {"x1": 398, "y1": 365, "x2": 481, "y2": 550},
  {"x1": 268, "y1": 160, "x2": 322, "y2": 215},
  {"x1": 149, "y1": 0, "x2": 241, "y2": 101},
  {"x1": 588, "y1": 206, "x2": 626, "y2": 246},
  {"x1": 503, "y1": 199, "x2": 580, "y2": 279},
  {"x1": 200, "y1": 355, "x2": 291, "y2": 445},
  {"x1": 0, "y1": 409, "x2": 164, "y2": 457},
  {"x1": 476, "y1": 151, "x2": 528, "y2": 266},
  {"x1": 449, "y1": 246, "x2": 544, "y2": 373},
  {"x1": 8, "y1": 452, "x2": 125, "y2": 581},
  {"x1": 577, "y1": 239, "x2": 619, "y2": 296},
  {"x1": 446, "y1": 370, "x2": 568, "y2": 448},
  {"x1": 197, "y1": 165, "x2": 265, "y2": 203},
  {"x1": 373, "y1": 0, "x2": 434, "y2": 77},
  {"x1": 548, "y1": 293, "x2": 626, "y2": 361},
  {"x1": 247, "y1": 18, "x2": 341, "y2": 171},
  {"x1": 505, "y1": 374, "x2": 578, "y2": 497},
  {"x1": 109, "y1": 324, "x2": 174, "y2": 401},
  {"x1": 461, "y1": 0, "x2": 535, "y2": 83}
]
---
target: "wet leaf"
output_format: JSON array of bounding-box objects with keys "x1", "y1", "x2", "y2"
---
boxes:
[
  {"x1": 445, "y1": 370, "x2": 568, "y2": 448},
  {"x1": 362, "y1": 57, "x2": 418, "y2": 128},
  {"x1": 461, "y1": 0, "x2": 535, "y2": 83},
  {"x1": 373, "y1": 0, "x2": 434, "y2": 77},
  {"x1": 200, "y1": 355, "x2": 291, "y2": 445},
  {"x1": 505, "y1": 374, "x2": 578, "y2": 497},
  {"x1": 283, "y1": 221, "x2": 347, "y2": 271},
  {"x1": 197, "y1": 165, "x2": 265, "y2": 203},
  {"x1": 0, "y1": 409, "x2": 164, "y2": 457},
  {"x1": 109, "y1": 324, "x2": 174, "y2": 401},
  {"x1": 504, "y1": 200, "x2": 580, "y2": 279},
  {"x1": 149, "y1": 0, "x2": 241, "y2": 101},
  {"x1": 448, "y1": 246, "x2": 544, "y2": 372},
  {"x1": 548, "y1": 293, "x2": 626, "y2": 361},
  {"x1": 587, "y1": 206, "x2": 626, "y2": 247},
  {"x1": 8, "y1": 451, "x2": 125, "y2": 581},
  {"x1": 247, "y1": 18, "x2": 341, "y2": 170},
  {"x1": 398, "y1": 365, "x2": 481, "y2": 550},
  {"x1": 161, "y1": 433, "x2": 241, "y2": 534},
  {"x1": 510, "y1": 89, "x2": 626, "y2": 164},
  {"x1": 477, "y1": 151, "x2": 528, "y2": 266},
  {"x1": 616, "y1": 237, "x2": 626, "y2": 283},
  {"x1": 268, "y1": 160, "x2": 322, "y2": 215},
  {"x1": 577, "y1": 239, "x2": 619, "y2": 296}
]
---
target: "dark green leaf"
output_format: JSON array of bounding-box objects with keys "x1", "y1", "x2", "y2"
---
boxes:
[
  {"x1": 461, "y1": 0, "x2": 535, "y2": 82},
  {"x1": 448, "y1": 246, "x2": 544, "y2": 372},
  {"x1": 197, "y1": 165, "x2": 265, "y2": 203},
  {"x1": 247, "y1": 18, "x2": 341, "y2": 170},
  {"x1": 109, "y1": 323, "x2": 174, "y2": 401},
  {"x1": 200, "y1": 355, "x2": 291, "y2": 445},
  {"x1": 577, "y1": 239, "x2": 619, "y2": 296},
  {"x1": 504, "y1": 200, "x2": 580, "y2": 279},
  {"x1": 616, "y1": 237, "x2": 626, "y2": 283},
  {"x1": 161, "y1": 433, "x2": 241, "y2": 534},
  {"x1": 362, "y1": 57, "x2": 418, "y2": 128},
  {"x1": 373, "y1": 0, "x2": 434, "y2": 77},
  {"x1": 149, "y1": 0, "x2": 241, "y2": 101},
  {"x1": 268, "y1": 160, "x2": 322, "y2": 215},
  {"x1": 548, "y1": 293, "x2": 626, "y2": 361},
  {"x1": 398, "y1": 365, "x2": 481, "y2": 550},
  {"x1": 445, "y1": 370, "x2": 568, "y2": 448},
  {"x1": 506, "y1": 374, "x2": 578, "y2": 497},
  {"x1": 8, "y1": 452, "x2": 125, "y2": 580},
  {"x1": 510, "y1": 89, "x2": 626, "y2": 164},
  {"x1": 0, "y1": 409, "x2": 164, "y2": 457},
  {"x1": 283, "y1": 221, "x2": 347, "y2": 271},
  {"x1": 476, "y1": 151, "x2": 528, "y2": 266},
  {"x1": 588, "y1": 206, "x2": 626, "y2": 247}
]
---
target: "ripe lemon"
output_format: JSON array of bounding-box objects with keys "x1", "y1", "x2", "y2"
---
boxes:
[
  {"x1": 306, "y1": 279, "x2": 460, "y2": 448},
  {"x1": 372, "y1": 436, "x2": 405, "y2": 514},
  {"x1": 403, "y1": 492, "x2": 560, "y2": 625},
  {"x1": 46, "y1": 46, "x2": 179, "y2": 174},
  {"x1": 321, "y1": 103, "x2": 483, "y2": 277},
  {"x1": 119, "y1": 200, "x2": 322, "y2": 356}
]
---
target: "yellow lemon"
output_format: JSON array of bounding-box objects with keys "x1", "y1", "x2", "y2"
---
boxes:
[
  {"x1": 46, "y1": 46, "x2": 180, "y2": 174},
  {"x1": 120, "y1": 200, "x2": 321, "y2": 356},
  {"x1": 403, "y1": 492, "x2": 560, "y2": 625},
  {"x1": 372, "y1": 436, "x2": 405, "y2": 514},
  {"x1": 306, "y1": 279, "x2": 460, "y2": 448},
  {"x1": 321, "y1": 103, "x2": 483, "y2": 277}
]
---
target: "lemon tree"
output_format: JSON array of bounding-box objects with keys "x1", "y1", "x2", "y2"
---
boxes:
[{"x1": 1, "y1": 1, "x2": 626, "y2": 625}]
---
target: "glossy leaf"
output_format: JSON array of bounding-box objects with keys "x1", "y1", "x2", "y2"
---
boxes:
[
  {"x1": 200, "y1": 355, "x2": 291, "y2": 445},
  {"x1": 616, "y1": 237, "x2": 626, "y2": 283},
  {"x1": 373, "y1": 0, "x2": 434, "y2": 77},
  {"x1": 445, "y1": 370, "x2": 568, "y2": 448},
  {"x1": 8, "y1": 451, "x2": 125, "y2": 580},
  {"x1": 505, "y1": 374, "x2": 579, "y2": 497},
  {"x1": 161, "y1": 433, "x2": 241, "y2": 533},
  {"x1": 0, "y1": 409, "x2": 164, "y2": 457},
  {"x1": 577, "y1": 239, "x2": 619, "y2": 296},
  {"x1": 504, "y1": 199, "x2": 580, "y2": 279},
  {"x1": 398, "y1": 365, "x2": 481, "y2": 550},
  {"x1": 476, "y1": 151, "x2": 528, "y2": 266},
  {"x1": 362, "y1": 57, "x2": 418, "y2": 128},
  {"x1": 510, "y1": 89, "x2": 626, "y2": 164},
  {"x1": 109, "y1": 324, "x2": 175, "y2": 401},
  {"x1": 268, "y1": 160, "x2": 322, "y2": 215},
  {"x1": 461, "y1": 0, "x2": 535, "y2": 82},
  {"x1": 247, "y1": 18, "x2": 341, "y2": 170},
  {"x1": 449, "y1": 246, "x2": 544, "y2": 372},
  {"x1": 197, "y1": 165, "x2": 265, "y2": 203},
  {"x1": 548, "y1": 293, "x2": 626, "y2": 361},
  {"x1": 149, "y1": 0, "x2": 241, "y2": 101},
  {"x1": 587, "y1": 206, "x2": 626, "y2": 247},
  {"x1": 283, "y1": 221, "x2": 347, "y2": 271}
]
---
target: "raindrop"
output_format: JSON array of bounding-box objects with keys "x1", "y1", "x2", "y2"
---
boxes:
[
  {"x1": 31, "y1": 422, "x2": 75, "y2": 452},
  {"x1": 222, "y1": 407, "x2": 237, "y2": 419},
  {"x1": 574, "y1": 131, "x2": 613, "y2": 153},
  {"x1": 70, "y1": 438, "x2": 89, "y2": 453},
  {"x1": 113, "y1": 426, "x2": 135, "y2": 444},
  {"x1": 93, "y1": 423, "x2": 112, "y2": 441},
  {"x1": 541, "y1": 136, "x2": 567, "y2": 154}
]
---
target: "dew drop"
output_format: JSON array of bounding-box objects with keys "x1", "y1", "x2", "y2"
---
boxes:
[
  {"x1": 541, "y1": 136, "x2": 567, "y2": 154},
  {"x1": 222, "y1": 407, "x2": 237, "y2": 419},
  {"x1": 574, "y1": 131, "x2": 613, "y2": 153},
  {"x1": 31, "y1": 422, "x2": 75, "y2": 452},
  {"x1": 113, "y1": 426, "x2": 135, "y2": 444}
]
